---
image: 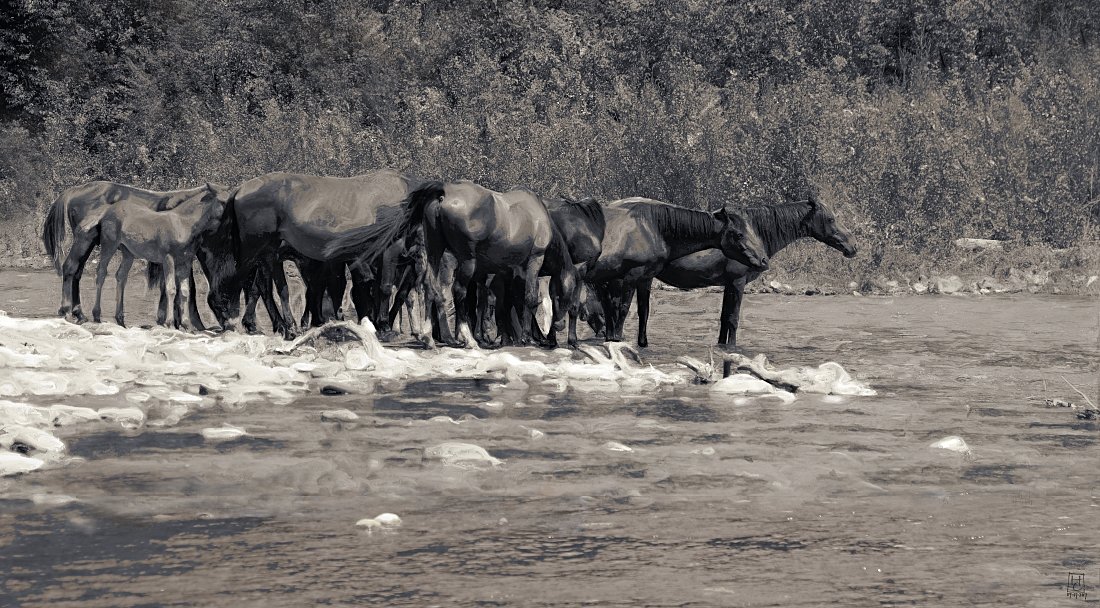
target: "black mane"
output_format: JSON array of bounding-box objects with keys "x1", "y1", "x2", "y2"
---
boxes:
[
  {"x1": 621, "y1": 200, "x2": 716, "y2": 240},
  {"x1": 742, "y1": 200, "x2": 813, "y2": 253}
]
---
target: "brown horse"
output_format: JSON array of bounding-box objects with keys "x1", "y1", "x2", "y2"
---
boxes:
[
  {"x1": 76, "y1": 184, "x2": 230, "y2": 329},
  {"x1": 587, "y1": 198, "x2": 769, "y2": 347},
  {"x1": 42, "y1": 181, "x2": 235, "y2": 329},
  {"x1": 653, "y1": 195, "x2": 858, "y2": 345},
  {"x1": 496, "y1": 196, "x2": 607, "y2": 347},
  {"x1": 325, "y1": 181, "x2": 578, "y2": 348},
  {"x1": 222, "y1": 170, "x2": 422, "y2": 339}
]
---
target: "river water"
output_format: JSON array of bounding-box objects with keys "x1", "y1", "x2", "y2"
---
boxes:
[{"x1": 0, "y1": 269, "x2": 1097, "y2": 607}]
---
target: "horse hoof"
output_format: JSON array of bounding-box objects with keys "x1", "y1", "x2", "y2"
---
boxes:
[
  {"x1": 637, "y1": 339, "x2": 648, "y2": 348},
  {"x1": 115, "y1": 318, "x2": 126, "y2": 328}
]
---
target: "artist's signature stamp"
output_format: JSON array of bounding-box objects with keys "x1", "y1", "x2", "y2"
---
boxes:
[{"x1": 1068, "y1": 572, "x2": 1088, "y2": 600}]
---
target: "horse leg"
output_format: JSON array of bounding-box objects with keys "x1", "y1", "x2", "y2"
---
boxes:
[
  {"x1": 186, "y1": 269, "x2": 207, "y2": 331},
  {"x1": 450, "y1": 257, "x2": 477, "y2": 347},
  {"x1": 636, "y1": 278, "x2": 653, "y2": 348},
  {"x1": 242, "y1": 266, "x2": 263, "y2": 334},
  {"x1": 618, "y1": 283, "x2": 637, "y2": 343},
  {"x1": 61, "y1": 232, "x2": 98, "y2": 321},
  {"x1": 172, "y1": 257, "x2": 189, "y2": 330},
  {"x1": 113, "y1": 252, "x2": 134, "y2": 327},
  {"x1": 520, "y1": 254, "x2": 545, "y2": 345},
  {"x1": 271, "y1": 260, "x2": 298, "y2": 339},
  {"x1": 719, "y1": 278, "x2": 746, "y2": 347},
  {"x1": 92, "y1": 236, "x2": 118, "y2": 324},
  {"x1": 348, "y1": 261, "x2": 374, "y2": 324},
  {"x1": 327, "y1": 264, "x2": 348, "y2": 321},
  {"x1": 155, "y1": 263, "x2": 169, "y2": 326}
]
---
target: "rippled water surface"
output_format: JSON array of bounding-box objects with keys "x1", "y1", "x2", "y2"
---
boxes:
[{"x1": 1, "y1": 269, "x2": 1098, "y2": 607}]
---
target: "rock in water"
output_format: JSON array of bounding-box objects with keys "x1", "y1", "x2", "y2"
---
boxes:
[
  {"x1": 930, "y1": 435, "x2": 971, "y2": 455},
  {"x1": 374, "y1": 512, "x2": 401, "y2": 526},
  {"x1": 321, "y1": 409, "x2": 359, "y2": 422},
  {"x1": 424, "y1": 442, "x2": 503, "y2": 468},
  {"x1": 0, "y1": 425, "x2": 65, "y2": 455},
  {"x1": 602, "y1": 441, "x2": 634, "y2": 453}
]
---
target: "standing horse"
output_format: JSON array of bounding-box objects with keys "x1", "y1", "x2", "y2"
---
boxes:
[
  {"x1": 42, "y1": 181, "x2": 235, "y2": 329},
  {"x1": 324, "y1": 181, "x2": 578, "y2": 348},
  {"x1": 653, "y1": 195, "x2": 858, "y2": 345},
  {"x1": 76, "y1": 184, "x2": 230, "y2": 329},
  {"x1": 587, "y1": 198, "x2": 769, "y2": 347},
  {"x1": 497, "y1": 196, "x2": 606, "y2": 347},
  {"x1": 222, "y1": 170, "x2": 422, "y2": 339}
]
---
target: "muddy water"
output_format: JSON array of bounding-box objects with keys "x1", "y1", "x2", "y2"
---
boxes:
[{"x1": 1, "y1": 269, "x2": 1098, "y2": 607}]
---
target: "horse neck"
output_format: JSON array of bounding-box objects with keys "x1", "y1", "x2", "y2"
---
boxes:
[
  {"x1": 754, "y1": 203, "x2": 811, "y2": 257},
  {"x1": 172, "y1": 196, "x2": 217, "y2": 241}
]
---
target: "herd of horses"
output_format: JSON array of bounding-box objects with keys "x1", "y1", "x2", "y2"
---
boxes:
[{"x1": 40, "y1": 170, "x2": 857, "y2": 350}]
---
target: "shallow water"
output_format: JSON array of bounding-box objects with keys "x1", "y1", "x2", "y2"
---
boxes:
[{"x1": 1, "y1": 269, "x2": 1098, "y2": 607}]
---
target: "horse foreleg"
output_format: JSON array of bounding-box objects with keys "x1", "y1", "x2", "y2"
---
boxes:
[
  {"x1": 113, "y1": 253, "x2": 134, "y2": 327},
  {"x1": 635, "y1": 278, "x2": 653, "y2": 348}
]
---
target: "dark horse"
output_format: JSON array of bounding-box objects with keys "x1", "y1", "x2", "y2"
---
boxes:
[
  {"x1": 587, "y1": 198, "x2": 770, "y2": 347},
  {"x1": 42, "y1": 181, "x2": 236, "y2": 330},
  {"x1": 222, "y1": 170, "x2": 421, "y2": 339},
  {"x1": 652, "y1": 194, "x2": 857, "y2": 345},
  {"x1": 325, "y1": 181, "x2": 578, "y2": 348},
  {"x1": 76, "y1": 184, "x2": 230, "y2": 329}
]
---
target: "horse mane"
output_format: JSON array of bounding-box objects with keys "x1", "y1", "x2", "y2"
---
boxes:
[
  {"x1": 562, "y1": 196, "x2": 606, "y2": 236},
  {"x1": 620, "y1": 200, "x2": 716, "y2": 240},
  {"x1": 742, "y1": 200, "x2": 813, "y2": 254}
]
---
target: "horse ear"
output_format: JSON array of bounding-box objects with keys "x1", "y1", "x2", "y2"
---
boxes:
[{"x1": 713, "y1": 207, "x2": 728, "y2": 223}]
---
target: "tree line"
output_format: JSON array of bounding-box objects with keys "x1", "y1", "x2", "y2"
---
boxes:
[{"x1": 1, "y1": 0, "x2": 1098, "y2": 268}]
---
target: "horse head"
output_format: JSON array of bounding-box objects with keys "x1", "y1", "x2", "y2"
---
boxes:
[
  {"x1": 805, "y1": 194, "x2": 858, "y2": 258},
  {"x1": 198, "y1": 182, "x2": 242, "y2": 326},
  {"x1": 714, "y1": 207, "x2": 769, "y2": 271}
]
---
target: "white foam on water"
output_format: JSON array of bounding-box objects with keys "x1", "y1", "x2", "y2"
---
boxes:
[
  {"x1": 1, "y1": 312, "x2": 875, "y2": 477},
  {"x1": 0, "y1": 452, "x2": 44, "y2": 476}
]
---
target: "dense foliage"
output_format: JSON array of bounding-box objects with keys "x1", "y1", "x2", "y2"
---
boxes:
[{"x1": 1, "y1": 0, "x2": 1098, "y2": 267}]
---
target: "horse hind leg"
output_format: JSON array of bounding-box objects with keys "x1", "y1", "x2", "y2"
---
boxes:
[
  {"x1": 186, "y1": 267, "x2": 207, "y2": 331},
  {"x1": 635, "y1": 279, "x2": 652, "y2": 348},
  {"x1": 113, "y1": 252, "x2": 134, "y2": 327},
  {"x1": 61, "y1": 231, "x2": 98, "y2": 321},
  {"x1": 171, "y1": 257, "x2": 190, "y2": 330}
]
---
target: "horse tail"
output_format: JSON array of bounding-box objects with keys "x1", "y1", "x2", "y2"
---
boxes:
[
  {"x1": 146, "y1": 262, "x2": 164, "y2": 289},
  {"x1": 42, "y1": 191, "x2": 69, "y2": 275},
  {"x1": 77, "y1": 204, "x2": 110, "y2": 234},
  {"x1": 322, "y1": 181, "x2": 445, "y2": 264}
]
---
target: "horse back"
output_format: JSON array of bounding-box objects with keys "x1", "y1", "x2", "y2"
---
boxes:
[{"x1": 237, "y1": 171, "x2": 415, "y2": 231}]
